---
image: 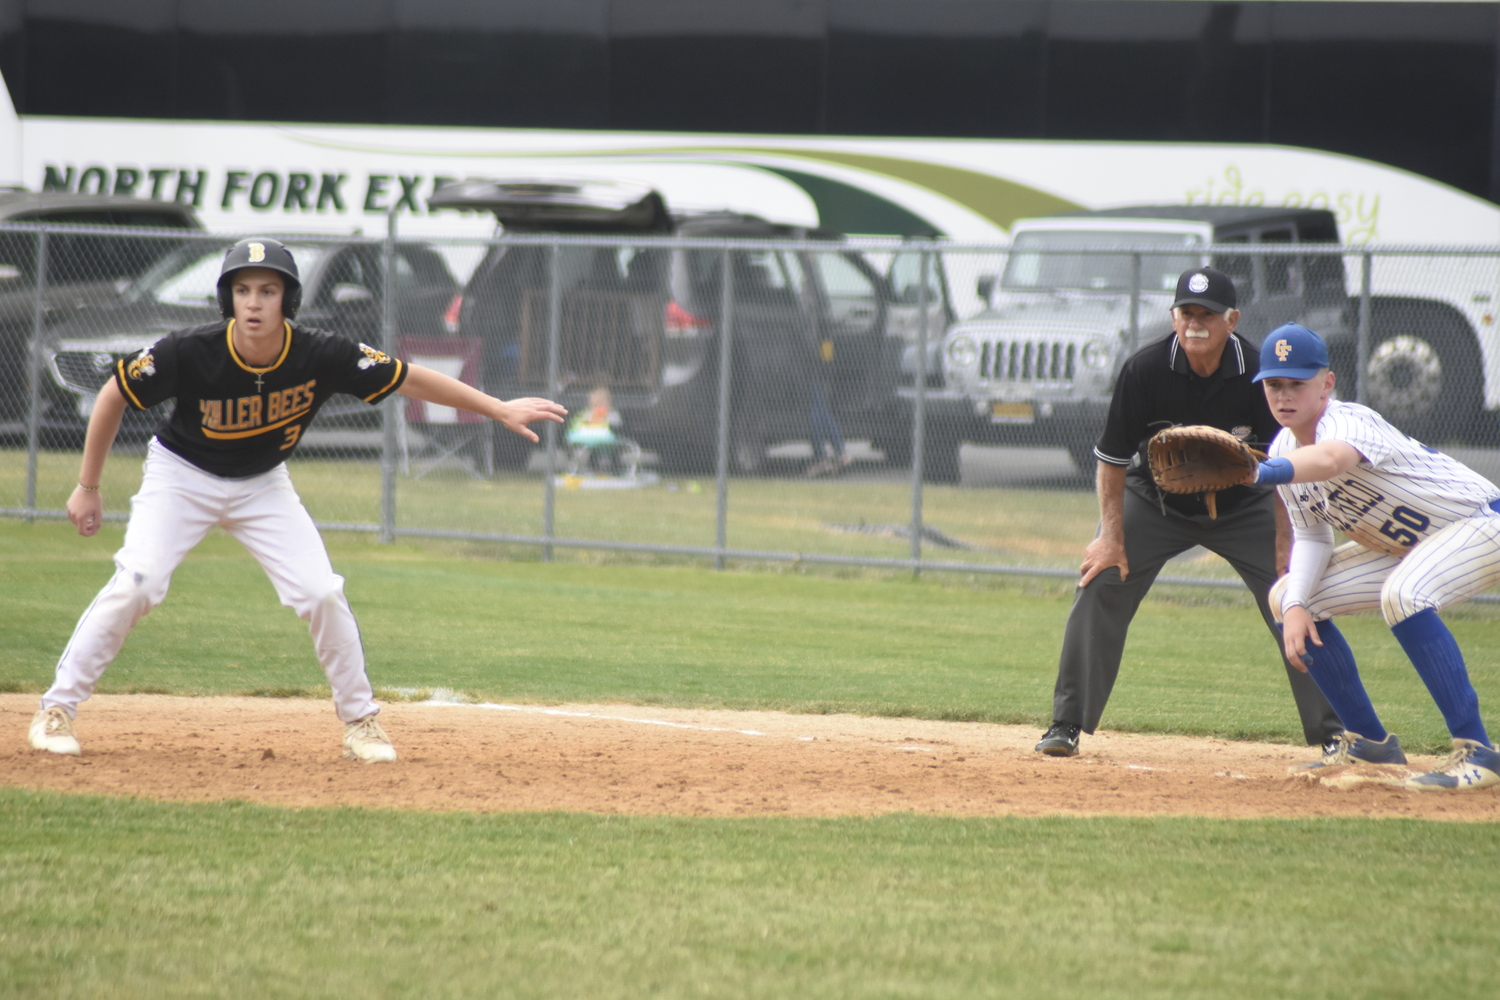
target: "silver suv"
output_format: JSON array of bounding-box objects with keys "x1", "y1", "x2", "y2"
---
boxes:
[{"x1": 923, "y1": 206, "x2": 1367, "y2": 480}]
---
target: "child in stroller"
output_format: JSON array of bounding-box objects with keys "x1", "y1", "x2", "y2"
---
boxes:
[{"x1": 565, "y1": 386, "x2": 640, "y2": 478}]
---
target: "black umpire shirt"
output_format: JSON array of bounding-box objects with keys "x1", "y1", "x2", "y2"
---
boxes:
[{"x1": 1094, "y1": 330, "x2": 1280, "y2": 518}]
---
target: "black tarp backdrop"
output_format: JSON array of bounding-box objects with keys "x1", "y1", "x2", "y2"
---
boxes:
[{"x1": 1, "y1": 1, "x2": 1497, "y2": 201}]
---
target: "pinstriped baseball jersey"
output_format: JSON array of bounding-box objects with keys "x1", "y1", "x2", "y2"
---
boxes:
[{"x1": 1272, "y1": 399, "x2": 1500, "y2": 558}]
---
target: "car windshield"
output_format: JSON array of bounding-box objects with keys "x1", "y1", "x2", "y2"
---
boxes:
[
  {"x1": 1002, "y1": 230, "x2": 1203, "y2": 293},
  {"x1": 126, "y1": 244, "x2": 327, "y2": 307},
  {"x1": 669, "y1": 247, "x2": 806, "y2": 312}
]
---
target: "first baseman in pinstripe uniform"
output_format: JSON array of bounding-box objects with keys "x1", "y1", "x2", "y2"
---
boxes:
[
  {"x1": 1254, "y1": 323, "x2": 1500, "y2": 790},
  {"x1": 27, "y1": 238, "x2": 566, "y2": 763}
]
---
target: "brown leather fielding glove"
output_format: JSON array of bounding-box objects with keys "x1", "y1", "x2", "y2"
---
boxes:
[{"x1": 1147, "y1": 425, "x2": 1261, "y2": 519}]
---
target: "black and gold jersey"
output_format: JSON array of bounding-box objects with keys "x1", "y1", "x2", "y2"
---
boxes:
[{"x1": 113, "y1": 320, "x2": 407, "y2": 478}]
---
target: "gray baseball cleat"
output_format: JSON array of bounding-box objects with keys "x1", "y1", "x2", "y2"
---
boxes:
[
  {"x1": 1288, "y1": 731, "x2": 1406, "y2": 773},
  {"x1": 29, "y1": 706, "x2": 82, "y2": 756}
]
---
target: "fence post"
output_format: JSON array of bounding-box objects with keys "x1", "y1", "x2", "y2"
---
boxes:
[
  {"x1": 1128, "y1": 252, "x2": 1141, "y2": 353},
  {"x1": 1356, "y1": 251, "x2": 1373, "y2": 405},
  {"x1": 24, "y1": 229, "x2": 49, "y2": 523},
  {"x1": 909, "y1": 248, "x2": 931, "y2": 577},
  {"x1": 542, "y1": 241, "x2": 561, "y2": 562},
  {"x1": 379, "y1": 214, "x2": 399, "y2": 542},
  {"x1": 714, "y1": 244, "x2": 735, "y2": 570}
]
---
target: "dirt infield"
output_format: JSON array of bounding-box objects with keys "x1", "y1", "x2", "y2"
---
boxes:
[{"x1": 5, "y1": 694, "x2": 1500, "y2": 821}]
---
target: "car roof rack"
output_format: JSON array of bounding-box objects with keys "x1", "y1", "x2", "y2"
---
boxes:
[{"x1": 428, "y1": 178, "x2": 672, "y2": 234}]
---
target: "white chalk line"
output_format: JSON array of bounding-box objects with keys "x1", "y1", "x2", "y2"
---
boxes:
[
  {"x1": 403, "y1": 692, "x2": 1217, "y2": 773},
  {"x1": 409, "y1": 690, "x2": 953, "y2": 750},
  {"x1": 425, "y1": 694, "x2": 769, "y2": 737}
]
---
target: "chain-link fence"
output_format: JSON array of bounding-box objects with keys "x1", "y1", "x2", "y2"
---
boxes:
[{"x1": 6, "y1": 223, "x2": 1500, "y2": 588}]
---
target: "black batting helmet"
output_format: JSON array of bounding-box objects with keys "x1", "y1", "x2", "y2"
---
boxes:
[{"x1": 216, "y1": 238, "x2": 302, "y2": 319}]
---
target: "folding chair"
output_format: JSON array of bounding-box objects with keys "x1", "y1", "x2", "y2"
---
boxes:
[{"x1": 395, "y1": 336, "x2": 494, "y2": 479}]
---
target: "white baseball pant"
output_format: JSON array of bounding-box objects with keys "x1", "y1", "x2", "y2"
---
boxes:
[
  {"x1": 42, "y1": 439, "x2": 379, "y2": 723},
  {"x1": 1271, "y1": 511, "x2": 1500, "y2": 625}
]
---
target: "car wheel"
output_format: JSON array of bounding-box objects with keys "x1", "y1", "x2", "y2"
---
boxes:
[
  {"x1": 872, "y1": 420, "x2": 912, "y2": 468},
  {"x1": 490, "y1": 432, "x2": 533, "y2": 473},
  {"x1": 920, "y1": 429, "x2": 962, "y2": 484},
  {"x1": 658, "y1": 441, "x2": 715, "y2": 475},
  {"x1": 1066, "y1": 443, "x2": 1100, "y2": 486},
  {"x1": 730, "y1": 417, "x2": 766, "y2": 476},
  {"x1": 1344, "y1": 300, "x2": 1481, "y2": 444}
]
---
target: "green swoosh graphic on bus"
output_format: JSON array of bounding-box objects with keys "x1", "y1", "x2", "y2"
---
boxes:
[
  {"x1": 754, "y1": 166, "x2": 938, "y2": 236},
  {"x1": 744, "y1": 148, "x2": 1080, "y2": 231},
  {"x1": 281, "y1": 132, "x2": 1080, "y2": 233}
]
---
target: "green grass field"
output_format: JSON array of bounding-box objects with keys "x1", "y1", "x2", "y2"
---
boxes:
[
  {"x1": 5, "y1": 513, "x2": 1500, "y2": 998},
  {"x1": 5, "y1": 793, "x2": 1499, "y2": 1000},
  {"x1": 4, "y1": 519, "x2": 1493, "y2": 746},
  {"x1": 0, "y1": 447, "x2": 1176, "y2": 574}
]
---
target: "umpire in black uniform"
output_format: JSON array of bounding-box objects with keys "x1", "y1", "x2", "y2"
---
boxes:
[{"x1": 1035, "y1": 266, "x2": 1342, "y2": 758}]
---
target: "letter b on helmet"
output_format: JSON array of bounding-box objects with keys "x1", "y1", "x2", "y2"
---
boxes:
[{"x1": 217, "y1": 237, "x2": 302, "y2": 319}]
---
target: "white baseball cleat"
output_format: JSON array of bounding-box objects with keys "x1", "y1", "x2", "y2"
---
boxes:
[
  {"x1": 1406, "y1": 738, "x2": 1500, "y2": 792},
  {"x1": 29, "y1": 707, "x2": 82, "y2": 756},
  {"x1": 342, "y1": 715, "x2": 398, "y2": 763}
]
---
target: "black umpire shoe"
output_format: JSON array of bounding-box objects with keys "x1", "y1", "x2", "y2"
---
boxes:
[{"x1": 1036, "y1": 722, "x2": 1081, "y2": 757}]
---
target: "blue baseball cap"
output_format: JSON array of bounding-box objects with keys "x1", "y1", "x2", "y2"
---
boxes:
[{"x1": 1252, "y1": 323, "x2": 1331, "y2": 382}]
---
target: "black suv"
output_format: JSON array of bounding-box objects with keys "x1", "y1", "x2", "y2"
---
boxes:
[
  {"x1": 39, "y1": 236, "x2": 457, "y2": 441},
  {"x1": 0, "y1": 192, "x2": 203, "y2": 434},
  {"x1": 432, "y1": 179, "x2": 912, "y2": 473}
]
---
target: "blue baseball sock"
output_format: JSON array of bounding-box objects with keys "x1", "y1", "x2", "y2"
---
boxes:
[
  {"x1": 1288, "y1": 619, "x2": 1387, "y2": 742},
  {"x1": 1390, "y1": 609, "x2": 1490, "y2": 746}
]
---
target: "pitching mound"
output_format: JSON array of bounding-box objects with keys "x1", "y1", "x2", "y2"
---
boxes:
[{"x1": 5, "y1": 694, "x2": 1499, "y2": 821}]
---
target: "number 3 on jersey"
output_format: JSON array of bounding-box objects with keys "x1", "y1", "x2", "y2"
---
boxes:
[
  {"x1": 281, "y1": 424, "x2": 303, "y2": 451},
  {"x1": 1380, "y1": 506, "x2": 1431, "y2": 548}
]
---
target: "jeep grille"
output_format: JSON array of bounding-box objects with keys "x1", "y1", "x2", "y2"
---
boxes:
[{"x1": 978, "y1": 339, "x2": 1076, "y2": 385}]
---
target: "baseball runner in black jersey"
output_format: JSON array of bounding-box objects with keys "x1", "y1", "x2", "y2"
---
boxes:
[{"x1": 28, "y1": 238, "x2": 566, "y2": 762}]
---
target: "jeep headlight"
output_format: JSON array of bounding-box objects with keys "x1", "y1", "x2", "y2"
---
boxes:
[
  {"x1": 946, "y1": 335, "x2": 978, "y2": 369},
  {"x1": 1080, "y1": 337, "x2": 1112, "y2": 371}
]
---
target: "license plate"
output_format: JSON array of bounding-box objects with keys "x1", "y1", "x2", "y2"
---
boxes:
[{"x1": 990, "y1": 401, "x2": 1035, "y2": 424}]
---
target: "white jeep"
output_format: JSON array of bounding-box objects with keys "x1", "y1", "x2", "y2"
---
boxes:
[{"x1": 920, "y1": 206, "x2": 1483, "y2": 481}]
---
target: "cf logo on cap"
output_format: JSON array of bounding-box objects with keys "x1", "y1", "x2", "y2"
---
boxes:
[
  {"x1": 1187, "y1": 273, "x2": 1209, "y2": 294},
  {"x1": 248, "y1": 242, "x2": 265, "y2": 263},
  {"x1": 1274, "y1": 338, "x2": 1292, "y2": 361}
]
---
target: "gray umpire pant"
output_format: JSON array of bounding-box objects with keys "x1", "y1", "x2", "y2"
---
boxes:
[{"x1": 1050, "y1": 487, "x2": 1342, "y2": 745}]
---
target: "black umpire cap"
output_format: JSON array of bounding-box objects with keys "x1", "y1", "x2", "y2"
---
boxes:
[
  {"x1": 217, "y1": 238, "x2": 303, "y2": 319},
  {"x1": 1171, "y1": 265, "x2": 1236, "y2": 313}
]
